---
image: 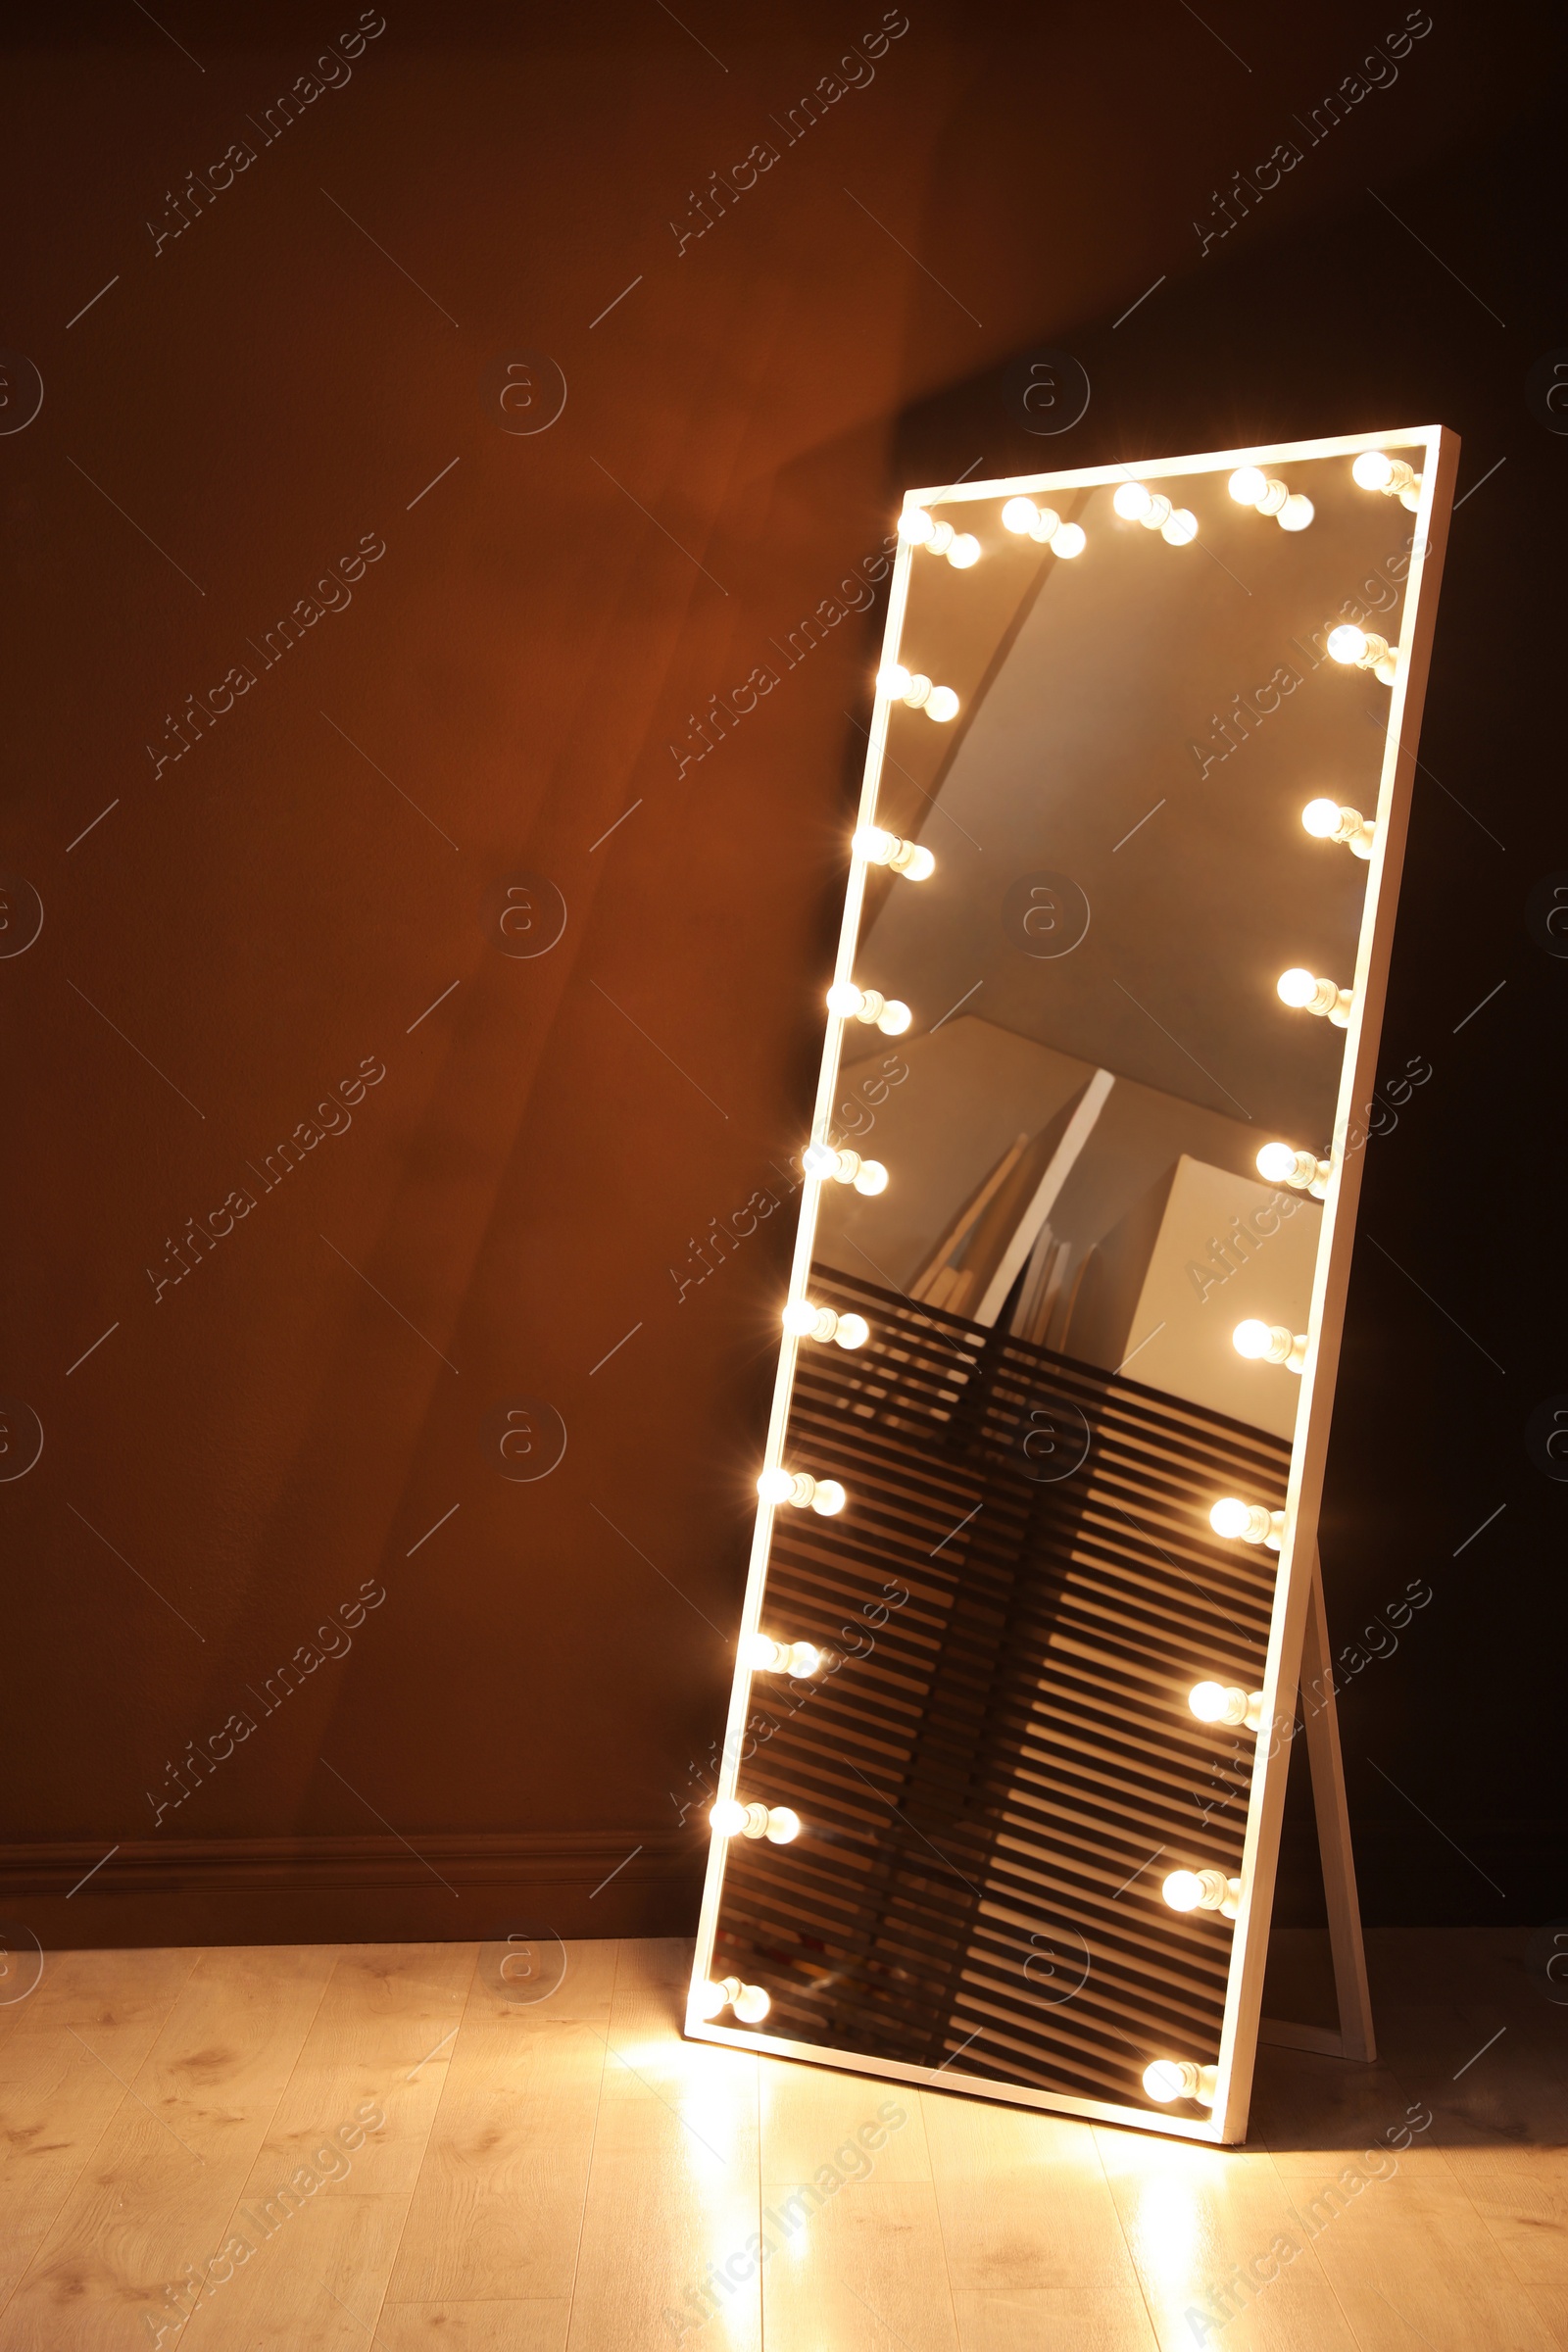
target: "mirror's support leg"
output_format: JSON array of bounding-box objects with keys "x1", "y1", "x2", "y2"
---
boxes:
[{"x1": 1258, "y1": 1545, "x2": 1376, "y2": 2063}]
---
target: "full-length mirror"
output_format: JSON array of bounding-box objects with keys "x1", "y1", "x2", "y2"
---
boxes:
[{"x1": 688, "y1": 431, "x2": 1456, "y2": 2142}]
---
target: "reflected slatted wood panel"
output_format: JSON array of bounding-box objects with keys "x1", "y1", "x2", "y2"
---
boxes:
[{"x1": 714, "y1": 1266, "x2": 1291, "y2": 2114}]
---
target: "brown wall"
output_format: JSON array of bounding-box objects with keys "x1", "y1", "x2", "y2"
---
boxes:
[{"x1": 1, "y1": 0, "x2": 1563, "y2": 1948}]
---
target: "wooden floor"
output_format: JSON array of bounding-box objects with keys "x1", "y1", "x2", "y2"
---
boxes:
[{"x1": 0, "y1": 1930, "x2": 1561, "y2": 2349}]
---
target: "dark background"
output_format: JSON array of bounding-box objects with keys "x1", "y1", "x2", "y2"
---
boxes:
[{"x1": 2, "y1": 0, "x2": 1563, "y2": 1950}]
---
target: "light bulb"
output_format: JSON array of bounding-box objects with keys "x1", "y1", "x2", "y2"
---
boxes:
[
  {"x1": 1232, "y1": 1319, "x2": 1306, "y2": 1372},
  {"x1": 1255, "y1": 1141, "x2": 1328, "y2": 1195},
  {"x1": 925, "y1": 685, "x2": 959, "y2": 723},
  {"x1": 759, "y1": 1465, "x2": 848, "y2": 1511},
  {"x1": 1052, "y1": 522, "x2": 1086, "y2": 559},
  {"x1": 1352, "y1": 451, "x2": 1394, "y2": 491},
  {"x1": 1114, "y1": 481, "x2": 1153, "y2": 520},
  {"x1": 783, "y1": 1300, "x2": 867, "y2": 1347},
  {"x1": 1002, "y1": 496, "x2": 1038, "y2": 534},
  {"x1": 1161, "y1": 508, "x2": 1199, "y2": 546},
  {"x1": 947, "y1": 533, "x2": 980, "y2": 569},
  {"x1": 1189, "y1": 1681, "x2": 1264, "y2": 1730},
  {"x1": 925, "y1": 521, "x2": 956, "y2": 558},
  {"x1": 898, "y1": 507, "x2": 935, "y2": 545},
  {"x1": 740, "y1": 1633, "x2": 824, "y2": 1677},
  {"x1": 1254, "y1": 478, "x2": 1289, "y2": 516},
  {"x1": 1276, "y1": 967, "x2": 1353, "y2": 1025},
  {"x1": 731, "y1": 1981, "x2": 771, "y2": 2025},
  {"x1": 1138, "y1": 494, "x2": 1173, "y2": 532},
  {"x1": 876, "y1": 662, "x2": 912, "y2": 700},
  {"x1": 1278, "y1": 494, "x2": 1314, "y2": 532},
  {"x1": 825, "y1": 981, "x2": 913, "y2": 1034},
  {"x1": 1302, "y1": 799, "x2": 1376, "y2": 858},
  {"x1": 1029, "y1": 505, "x2": 1062, "y2": 543},
  {"x1": 1352, "y1": 451, "x2": 1419, "y2": 502},
  {"x1": 1328, "y1": 624, "x2": 1394, "y2": 677},
  {"x1": 1143, "y1": 2058, "x2": 1218, "y2": 2107},
  {"x1": 694, "y1": 1980, "x2": 728, "y2": 2021},
  {"x1": 1208, "y1": 1496, "x2": 1285, "y2": 1548},
  {"x1": 710, "y1": 1799, "x2": 803, "y2": 1841},
  {"x1": 1161, "y1": 1870, "x2": 1204, "y2": 1913},
  {"x1": 1162, "y1": 1868, "x2": 1241, "y2": 1918},
  {"x1": 852, "y1": 825, "x2": 935, "y2": 880},
  {"x1": 1228, "y1": 466, "x2": 1267, "y2": 506},
  {"x1": 902, "y1": 672, "x2": 932, "y2": 708},
  {"x1": 803, "y1": 1142, "x2": 887, "y2": 1189}
]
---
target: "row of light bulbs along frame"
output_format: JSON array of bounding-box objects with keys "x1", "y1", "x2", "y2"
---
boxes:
[
  {"x1": 700, "y1": 1622, "x2": 1265, "y2": 2108},
  {"x1": 890, "y1": 450, "x2": 1420, "y2": 715}
]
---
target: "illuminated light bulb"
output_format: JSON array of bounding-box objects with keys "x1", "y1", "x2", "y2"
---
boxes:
[
  {"x1": 902, "y1": 671, "x2": 933, "y2": 708},
  {"x1": 1232, "y1": 467, "x2": 1310, "y2": 528},
  {"x1": 853, "y1": 825, "x2": 936, "y2": 881},
  {"x1": 825, "y1": 980, "x2": 912, "y2": 1034},
  {"x1": 1301, "y1": 798, "x2": 1376, "y2": 858},
  {"x1": 1352, "y1": 450, "x2": 1420, "y2": 505},
  {"x1": 1161, "y1": 1868, "x2": 1242, "y2": 1918},
  {"x1": 876, "y1": 662, "x2": 912, "y2": 700},
  {"x1": 1189, "y1": 1681, "x2": 1265, "y2": 1730},
  {"x1": 925, "y1": 520, "x2": 956, "y2": 558},
  {"x1": 1327, "y1": 624, "x2": 1394, "y2": 682},
  {"x1": 710, "y1": 1798, "x2": 802, "y2": 1843},
  {"x1": 803, "y1": 1142, "x2": 888, "y2": 1191},
  {"x1": 1029, "y1": 505, "x2": 1062, "y2": 543},
  {"x1": 781, "y1": 1300, "x2": 869, "y2": 1349},
  {"x1": 1143, "y1": 2058, "x2": 1219, "y2": 2107},
  {"x1": 1208, "y1": 1496, "x2": 1286, "y2": 1549},
  {"x1": 1232, "y1": 1319, "x2": 1307, "y2": 1373},
  {"x1": 1161, "y1": 507, "x2": 1199, "y2": 546},
  {"x1": 740, "y1": 1633, "x2": 824, "y2": 1677},
  {"x1": 1052, "y1": 521, "x2": 1087, "y2": 559},
  {"x1": 898, "y1": 507, "x2": 936, "y2": 545},
  {"x1": 1002, "y1": 496, "x2": 1038, "y2": 534},
  {"x1": 701, "y1": 1975, "x2": 771, "y2": 2024},
  {"x1": 925, "y1": 685, "x2": 960, "y2": 723},
  {"x1": 1138, "y1": 493, "x2": 1174, "y2": 532},
  {"x1": 1276, "y1": 966, "x2": 1354, "y2": 1026},
  {"x1": 1113, "y1": 481, "x2": 1153, "y2": 520},
  {"x1": 757, "y1": 1466, "x2": 846, "y2": 1511},
  {"x1": 1256, "y1": 1141, "x2": 1330, "y2": 1197},
  {"x1": 947, "y1": 532, "x2": 980, "y2": 569}
]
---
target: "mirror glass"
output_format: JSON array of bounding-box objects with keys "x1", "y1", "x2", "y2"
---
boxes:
[{"x1": 693, "y1": 439, "x2": 1436, "y2": 2133}]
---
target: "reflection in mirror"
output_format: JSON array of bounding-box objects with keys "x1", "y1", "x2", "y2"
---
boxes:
[{"x1": 690, "y1": 432, "x2": 1455, "y2": 2140}]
